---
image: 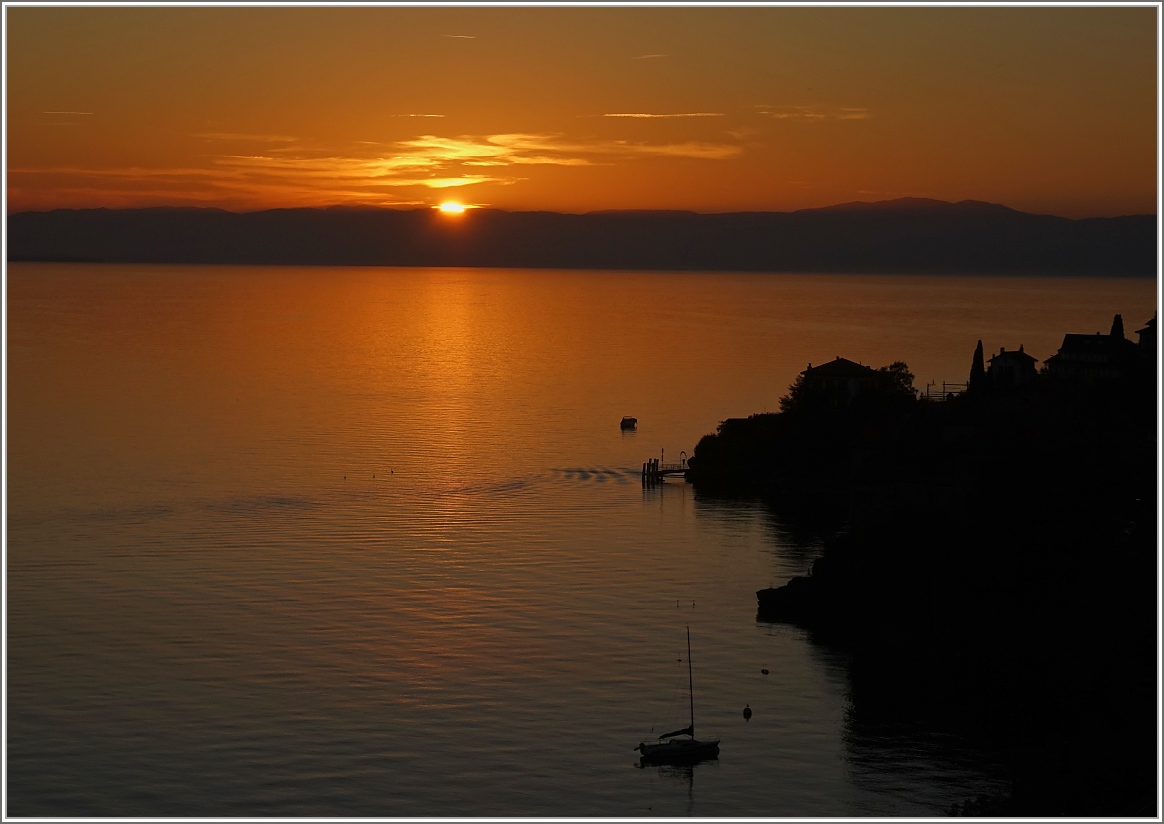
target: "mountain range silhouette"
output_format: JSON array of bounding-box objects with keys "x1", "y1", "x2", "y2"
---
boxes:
[{"x1": 8, "y1": 198, "x2": 1155, "y2": 275}]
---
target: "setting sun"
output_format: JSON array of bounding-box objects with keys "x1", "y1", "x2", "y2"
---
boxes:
[
  {"x1": 6, "y1": 7, "x2": 1154, "y2": 217},
  {"x1": 4, "y1": 6, "x2": 1158, "y2": 817}
]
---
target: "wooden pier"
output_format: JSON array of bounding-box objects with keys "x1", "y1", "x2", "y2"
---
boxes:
[{"x1": 642, "y1": 451, "x2": 688, "y2": 486}]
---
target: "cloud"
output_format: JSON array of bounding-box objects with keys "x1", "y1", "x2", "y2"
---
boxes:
[
  {"x1": 10, "y1": 165, "x2": 246, "y2": 182},
  {"x1": 397, "y1": 134, "x2": 595, "y2": 168},
  {"x1": 401, "y1": 176, "x2": 500, "y2": 189},
  {"x1": 195, "y1": 132, "x2": 299, "y2": 142},
  {"x1": 463, "y1": 156, "x2": 592, "y2": 168},
  {"x1": 7, "y1": 157, "x2": 494, "y2": 211},
  {"x1": 401, "y1": 132, "x2": 741, "y2": 164},
  {"x1": 444, "y1": 34, "x2": 475, "y2": 39},
  {"x1": 10, "y1": 129, "x2": 743, "y2": 210},
  {"x1": 634, "y1": 53, "x2": 667, "y2": 59},
  {"x1": 607, "y1": 141, "x2": 741, "y2": 160},
  {"x1": 42, "y1": 111, "x2": 93, "y2": 115},
  {"x1": 217, "y1": 153, "x2": 436, "y2": 176},
  {"x1": 195, "y1": 132, "x2": 743, "y2": 201},
  {"x1": 762, "y1": 105, "x2": 872, "y2": 121},
  {"x1": 10, "y1": 175, "x2": 428, "y2": 211},
  {"x1": 389, "y1": 114, "x2": 446, "y2": 118},
  {"x1": 212, "y1": 152, "x2": 511, "y2": 189},
  {"x1": 398, "y1": 135, "x2": 513, "y2": 163},
  {"x1": 603, "y1": 112, "x2": 724, "y2": 119},
  {"x1": 726, "y1": 126, "x2": 761, "y2": 140}
]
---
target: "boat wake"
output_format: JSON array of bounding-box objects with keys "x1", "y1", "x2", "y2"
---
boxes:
[{"x1": 552, "y1": 467, "x2": 641, "y2": 484}]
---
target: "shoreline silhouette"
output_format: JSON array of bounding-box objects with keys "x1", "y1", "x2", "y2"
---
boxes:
[{"x1": 686, "y1": 313, "x2": 1158, "y2": 816}]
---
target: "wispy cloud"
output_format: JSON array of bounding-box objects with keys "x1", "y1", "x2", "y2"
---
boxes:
[
  {"x1": 389, "y1": 114, "x2": 446, "y2": 118},
  {"x1": 42, "y1": 111, "x2": 93, "y2": 115},
  {"x1": 760, "y1": 105, "x2": 872, "y2": 121},
  {"x1": 218, "y1": 153, "x2": 439, "y2": 177},
  {"x1": 397, "y1": 134, "x2": 593, "y2": 167},
  {"x1": 726, "y1": 126, "x2": 761, "y2": 140},
  {"x1": 767, "y1": 110, "x2": 827, "y2": 121},
  {"x1": 10, "y1": 129, "x2": 743, "y2": 210},
  {"x1": 11, "y1": 165, "x2": 233, "y2": 181},
  {"x1": 7, "y1": 158, "x2": 482, "y2": 210},
  {"x1": 214, "y1": 152, "x2": 512, "y2": 190},
  {"x1": 604, "y1": 112, "x2": 724, "y2": 119},
  {"x1": 444, "y1": 34, "x2": 475, "y2": 39},
  {"x1": 634, "y1": 53, "x2": 667, "y2": 59},
  {"x1": 8, "y1": 174, "x2": 428, "y2": 211},
  {"x1": 608, "y1": 141, "x2": 741, "y2": 160},
  {"x1": 401, "y1": 133, "x2": 741, "y2": 164},
  {"x1": 207, "y1": 132, "x2": 742, "y2": 197},
  {"x1": 195, "y1": 132, "x2": 298, "y2": 143}
]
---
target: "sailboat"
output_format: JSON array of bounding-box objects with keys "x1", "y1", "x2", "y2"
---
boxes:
[{"x1": 635, "y1": 626, "x2": 720, "y2": 765}]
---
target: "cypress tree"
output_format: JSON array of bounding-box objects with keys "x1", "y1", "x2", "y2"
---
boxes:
[{"x1": 969, "y1": 339, "x2": 986, "y2": 391}]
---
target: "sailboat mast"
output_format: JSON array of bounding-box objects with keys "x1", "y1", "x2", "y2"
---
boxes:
[{"x1": 687, "y1": 625, "x2": 694, "y2": 736}]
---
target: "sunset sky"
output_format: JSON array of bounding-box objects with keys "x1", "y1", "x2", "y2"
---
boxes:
[{"x1": 6, "y1": 6, "x2": 1158, "y2": 217}]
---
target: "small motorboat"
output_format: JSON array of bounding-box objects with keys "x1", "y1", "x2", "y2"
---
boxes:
[
  {"x1": 620, "y1": 416, "x2": 638, "y2": 430},
  {"x1": 635, "y1": 626, "x2": 720, "y2": 765}
]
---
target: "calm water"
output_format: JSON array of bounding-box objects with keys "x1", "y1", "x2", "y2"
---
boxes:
[{"x1": 6, "y1": 264, "x2": 1155, "y2": 816}]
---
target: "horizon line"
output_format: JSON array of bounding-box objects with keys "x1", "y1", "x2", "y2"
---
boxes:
[{"x1": 7, "y1": 197, "x2": 1158, "y2": 222}]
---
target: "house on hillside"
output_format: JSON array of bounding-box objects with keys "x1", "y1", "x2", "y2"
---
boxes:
[
  {"x1": 987, "y1": 345, "x2": 1038, "y2": 389},
  {"x1": 1043, "y1": 313, "x2": 1142, "y2": 383},
  {"x1": 800, "y1": 356, "x2": 879, "y2": 406}
]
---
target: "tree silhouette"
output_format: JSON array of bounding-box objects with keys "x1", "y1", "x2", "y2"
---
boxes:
[
  {"x1": 877, "y1": 361, "x2": 916, "y2": 398},
  {"x1": 779, "y1": 360, "x2": 915, "y2": 413},
  {"x1": 1110, "y1": 313, "x2": 1125, "y2": 339},
  {"x1": 778, "y1": 372, "x2": 808, "y2": 413},
  {"x1": 969, "y1": 340, "x2": 986, "y2": 391}
]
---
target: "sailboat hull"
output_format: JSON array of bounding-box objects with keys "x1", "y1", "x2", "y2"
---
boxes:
[
  {"x1": 636, "y1": 737, "x2": 720, "y2": 765},
  {"x1": 636, "y1": 626, "x2": 719, "y2": 765}
]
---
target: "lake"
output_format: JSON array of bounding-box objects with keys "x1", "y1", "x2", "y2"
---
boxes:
[{"x1": 6, "y1": 263, "x2": 1155, "y2": 816}]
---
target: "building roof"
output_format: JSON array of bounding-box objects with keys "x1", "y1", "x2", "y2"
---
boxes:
[
  {"x1": 1053, "y1": 332, "x2": 1139, "y2": 356},
  {"x1": 1044, "y1": 332, "x2": 1140, "y2": 371},
  {"x1": 802, "y1": 356, "x2": 877, "y2": 379},
  {"x1": 988, "y1": 345, "x2": 1038, "y2": 365}
]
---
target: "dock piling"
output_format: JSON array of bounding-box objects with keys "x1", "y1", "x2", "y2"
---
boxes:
[{"x1": 642, "y1": 453, "x2": 688, "y2": 487}]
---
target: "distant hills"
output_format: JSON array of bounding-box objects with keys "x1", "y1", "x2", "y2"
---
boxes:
[{"x1": 7, "y1": 198, "x2": 1156, "y2": 276}]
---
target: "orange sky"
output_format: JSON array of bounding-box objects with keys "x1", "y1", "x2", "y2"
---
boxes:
[{"x1": 5, "y1": 6, "x2": 1158, "y2": 217}]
